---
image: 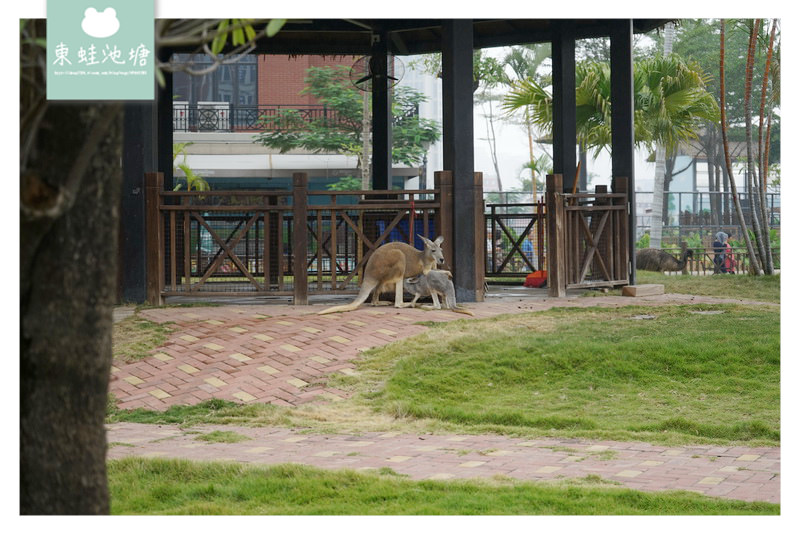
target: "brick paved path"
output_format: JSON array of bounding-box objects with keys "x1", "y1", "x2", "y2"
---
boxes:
[
  {"x1": 111, "y1": 292, "x2": 774, "y2": 411},
  {"x1": 106, "y1": 422, "x2": 780, "y2": 503},
  {"x1": 109, "y1": 291, "x2": 780, "y2": 504}
]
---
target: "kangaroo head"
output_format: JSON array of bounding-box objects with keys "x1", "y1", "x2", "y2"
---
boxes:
[{"x1": 418, "y1": 235, "x2": 445, "y2": 266}]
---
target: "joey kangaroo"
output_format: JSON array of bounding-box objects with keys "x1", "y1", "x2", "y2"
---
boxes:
[
  {"x1": 318, "y1": 235, "x2": 445, "y2": 315},
  {"x1": 403, "y1": 270, "x2": 474, "y2": 316}
]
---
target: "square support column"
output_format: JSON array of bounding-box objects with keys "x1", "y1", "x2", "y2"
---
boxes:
[
  {"x1": 371, "y1": 30, "x2": 392, "y2": 191},
  {"x1": 610, "y1": 19, "x2": 637, "y2": 283},
  {"x1": 156, "y1": 48, "x2": 174, "y2": 189},
  {"x1": 551, "y1": 22, "x2": 577, "y2": 193},
  {"x1": 120, "y1": 102, "x2": 157, "y2": 303},
  {"x1": 442, "y1": 19, "x2": 482, "y2": 302}
]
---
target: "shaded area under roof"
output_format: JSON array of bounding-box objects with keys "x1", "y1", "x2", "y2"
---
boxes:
[{"x1": 161, "y1": 18, "x2": 672, "y2": 56}]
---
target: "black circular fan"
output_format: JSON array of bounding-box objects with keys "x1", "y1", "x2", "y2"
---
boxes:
[{"x1": 349, "y1": 54, "x2": 405, "y2": 91}]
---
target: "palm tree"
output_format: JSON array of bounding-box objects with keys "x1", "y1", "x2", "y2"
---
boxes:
[{"x1": 502, "y1": 56, "x2": 719, "y2": 193}]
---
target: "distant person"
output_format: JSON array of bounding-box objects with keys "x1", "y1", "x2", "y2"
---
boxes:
[
  {"x1": 521, "y1": 229, "x2": 537, "y2": 271},
  {"x1": 493, "y1": 238, "x2": 504, "y2": 271},
  {"x1": 713, "y1": 231, "x2": 731, "y2": 274}
]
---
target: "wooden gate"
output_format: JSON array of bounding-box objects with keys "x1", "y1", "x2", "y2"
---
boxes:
[
  {"x1": 484, "y1": 200, "x2": 546, "y2": 277},
  {"x1": 546, "y1": 174, "x2": 630, "y2": 296}
]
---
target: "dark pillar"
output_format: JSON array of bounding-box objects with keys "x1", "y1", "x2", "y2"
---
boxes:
[
  {"x1": 371, "y1": 29, "x2": 392, "y2": 190},
  {"x1": 610, "y1": 19, "x2": 637, "y2": 283},
  {"x1": 156, "y1": 48, "x2": 174, "y2": 189},
  {"x1": 442, "y1": 19, "x2": 480, "y2": 302},
  {"x1": 551, "y1": 22, "x2": 577, "y2": 193},
  {"x1": 120, "y1": 103, "x2": 157, "y2": 303}
]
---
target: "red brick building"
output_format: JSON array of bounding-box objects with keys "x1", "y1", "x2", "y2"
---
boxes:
[{"x1": 258, "y1": 55, "x2": 355, "y2": 106}]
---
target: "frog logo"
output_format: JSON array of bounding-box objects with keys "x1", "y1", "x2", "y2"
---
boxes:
[{"x1": 81, "y1": 7, "x2": 120, "y2": 38}]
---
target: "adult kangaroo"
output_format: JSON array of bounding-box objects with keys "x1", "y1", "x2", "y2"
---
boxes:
[{"x1": 318, "y1": 235, "x2": 445, "y2": 314}]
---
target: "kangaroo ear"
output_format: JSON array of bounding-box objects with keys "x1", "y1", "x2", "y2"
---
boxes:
[
  {"x1": 418, "y1": 234, "x2": 433, "y2": 248},
  {"x1": 433, "y1": 235, "x2": 444, "y2": 246}
]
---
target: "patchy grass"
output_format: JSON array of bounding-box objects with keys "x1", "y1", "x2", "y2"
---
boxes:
[
  {"x1": 108, "y1": 458, "x2": 778, "y2": 515},
  {"x1": 632, "y1": 271, "x2": 780, "y2": 303},
  {"x1": 194, "y1": 430, "x2": 251, "y2": 444},
  {"x1": 112, "y1": 314, "x2": 177, "y2": 363}
]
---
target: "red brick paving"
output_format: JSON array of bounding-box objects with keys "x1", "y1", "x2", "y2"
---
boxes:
[{"x1": 106, "y1": 423, "x2": 780, "y2": 504}]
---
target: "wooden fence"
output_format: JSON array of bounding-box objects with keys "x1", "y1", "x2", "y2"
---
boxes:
[
  {"x1": 546, "y1": 174, "x2": 631, "y2": 297},
  {"x1": 144, "y1": 171, "x2": 468, "y2": 305},
  {"x1": 485, "y1": 201, "x2": 546, "y2": 277}
]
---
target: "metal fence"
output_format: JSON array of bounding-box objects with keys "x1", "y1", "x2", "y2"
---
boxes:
[
  {"x1": 172, "y1": 103, "x2": 351, "y2": 132},
  {"x1": 172, "y1": 103, "x2": 419, "y2": 133}
]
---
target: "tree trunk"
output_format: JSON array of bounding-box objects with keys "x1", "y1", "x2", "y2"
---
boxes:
[
  {"x1": 20, "y1": 102, "x2": 122, "y2": 514},
  {"x1": 756, "y1": 19, "x2": 777, "y2": 274},
  {"x1": 648, "y1": 22, "x2": 675, "y2": 250},
  {"x1": 361, "y1": 89, "x2": 371, "y2": 189},
  {"x1": 720, "y1": 19, "x2": 762, "y2": 275},
  {"x1": 743, "y1": 19, "x2": 767, "y2": 273},
  {"x1": 718, "y1": 151, "x2": 730, "y2": 225}
]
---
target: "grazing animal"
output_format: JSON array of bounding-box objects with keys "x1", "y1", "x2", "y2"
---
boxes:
[
  {"x1": 403, "y1": 270, "x2": 474, "y2": 316},
  {"x1": 636, "y1": 248, "x2": 694, "y2": 273},
  {"x1": 318, "y1": 235, "x2": 446, "y2": 314}
]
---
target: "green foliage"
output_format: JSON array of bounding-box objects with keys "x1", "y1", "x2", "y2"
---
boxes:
[
  {"x1": 502, "y1": 56, "x2": 719, "y2": 158},
  {"x1": 410, "y1": 49, "x2": 506, "y2": 91},
  {"x1": 108, "y1": 458, "x2": 779, "y2": 515},
  {"x1": 253, "y1": 66, "x2": 440, "y2": 175},
  {"x1": 326, "y1": 176, "x2": 362, "y2": 191},
  {"x1": 210, "y1": 19, "x2": 280, "y2": 55},
  {"x1": 636, "y1": 233, "x2": 650, "y2": 249},
  {"x1": 172, "y1": 142, "x2": 210, "y2": 191}
]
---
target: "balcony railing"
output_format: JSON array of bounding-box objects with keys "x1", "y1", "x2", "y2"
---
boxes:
[
  {"x1": 173, "y1": 102, "x2": 354, "y2": 132},
  {"x1": 173, "y1": 102, "x2": 419, "y2": 133}
]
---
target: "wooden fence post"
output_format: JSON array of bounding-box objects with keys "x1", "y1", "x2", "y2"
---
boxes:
[
  {"x1": 292, "y1": 172, "x2": 309, "y2": 305},
  {"x1": 612, "y1": 176, "x2": 632, "y2": 284},
  {"x1": 145, "y1": 172, "x2": 164, "y2": 305},
  {"x1": 473, "y1": 172, "x2": 485, "y2": 301},
  {"x1": 546, "y1": 174, "x2": 566, "y2": 297},
  {"x1": 434, "y1": 170, "x2": 454, "y2": 270}
]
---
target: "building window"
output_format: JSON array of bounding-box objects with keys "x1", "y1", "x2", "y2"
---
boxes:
[{"x1": 172, "y1": 54, "x2": 257, "y2": 105}]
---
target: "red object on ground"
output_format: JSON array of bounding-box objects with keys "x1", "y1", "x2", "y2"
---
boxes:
[{"x1": 523, "y1": 271, "x2": 547, "y2": 288}]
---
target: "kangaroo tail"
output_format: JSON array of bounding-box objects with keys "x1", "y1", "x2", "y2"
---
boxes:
[
  {"x1": 451, "y1": 306, "x2": 475, "y2": 317},
  {"x1": 318, "y1": 280, "x2": 378, "y2": 315}
]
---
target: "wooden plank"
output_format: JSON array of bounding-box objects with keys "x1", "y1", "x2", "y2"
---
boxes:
[
  {"x1": 435, "y1": 171, "x2": 454, "y2": 270},
  {"x1": 330, "y1": 197, "x2": 337, "y2": 289},
  {"x1": 293, "y1": 173, "x2": 309, "y2": 305},
  {"x1": 546, "y1": 174, "x2": 566, "y2": 297},
  {"x1": 473, "y1": 172, "x2": 485, "y2": 301},
  {"x1": 144, "y1": 172, "x2": 164, "y2": 305},
  {"x1": 622, "y1": 284, "x2": 665, "y2": 297},
  {"x1": 169, "y1": 211, "x2": 176, "y2": 291},
  {"x1": 277, "y1": 211, "x2": 285, "y2": 291},
  {"x1": 316, "y1": 210, "x2": 323, "y2": 290},
  {"x1": 182, "y1": 196, "x2": 191, "y2": 291}
]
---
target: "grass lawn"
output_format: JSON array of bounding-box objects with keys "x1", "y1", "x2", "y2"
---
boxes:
[
  {"x1": 108, "y1": 458, "x2": 778, "y2": 515},
  {"x1": 359, "y1": 303, "x2": 780, "y2": 446},
  {"x1": 631, "y1": 271, "x2": 780, "y2": 303}
]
